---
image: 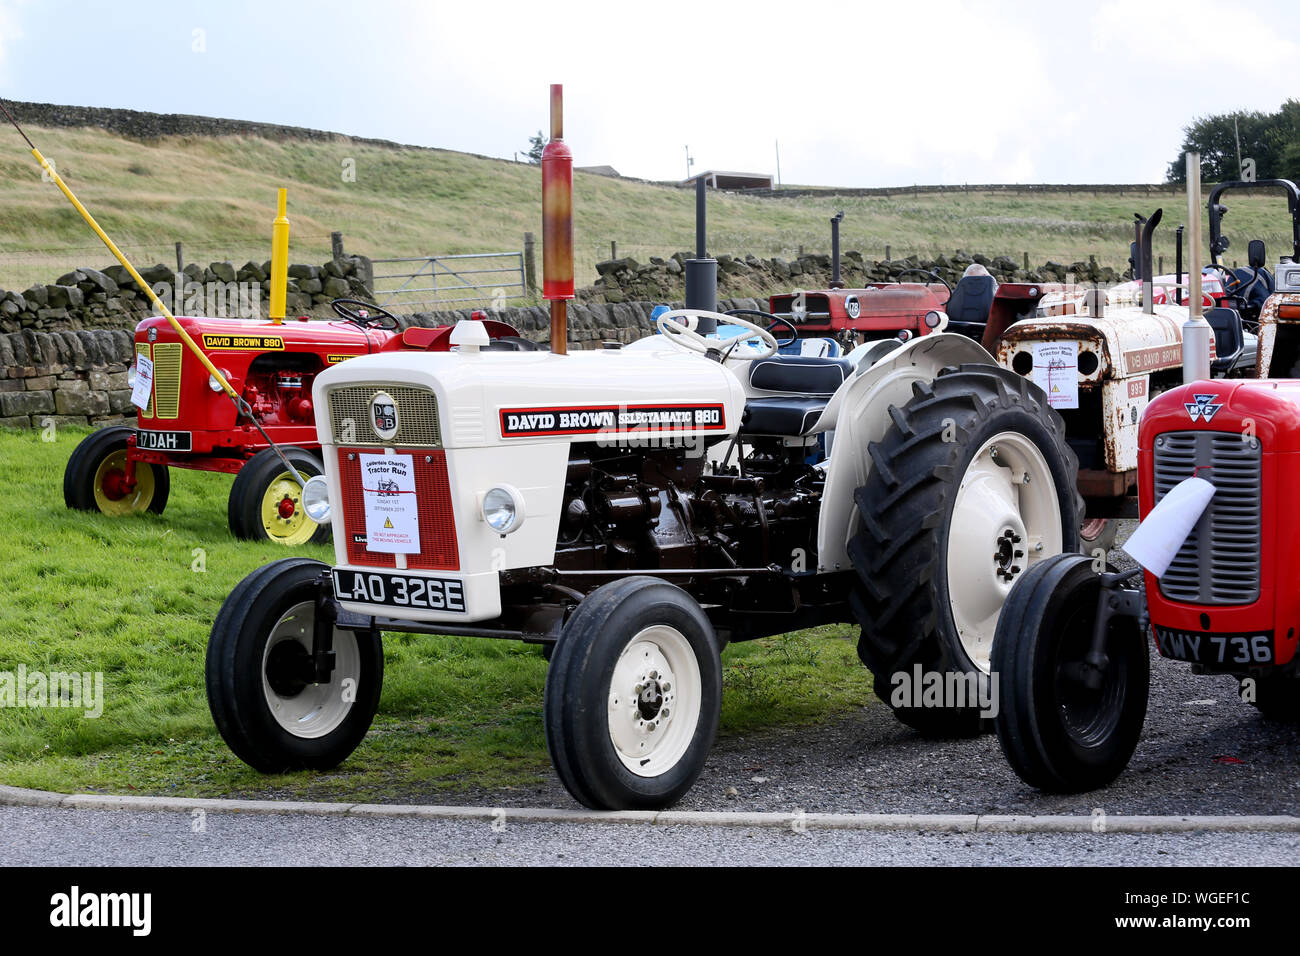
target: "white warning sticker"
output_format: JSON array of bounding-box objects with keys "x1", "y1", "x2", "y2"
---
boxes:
[
  {"x1": 360, "y1": 453, "x2": 420, "y2": 554},
  {"x1": 131, "y1": 353, "x2": 154, "y2": 411},
  {"x1": 1032, "y1": 341, "x2": 1079, "y2": 409}
]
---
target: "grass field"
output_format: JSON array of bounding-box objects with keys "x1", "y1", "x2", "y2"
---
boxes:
[
  {"x1": 0, "y1": 426, "x2": 873, "y2": 801},
  {"x1": 0, "y1": 123, "x2": 1297, "y2": 300}
]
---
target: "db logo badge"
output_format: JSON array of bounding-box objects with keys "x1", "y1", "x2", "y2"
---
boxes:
[
  {"x1": 370, "y1": 391, "x2": 399, "y2": 440},
  {"x1": 845, "y1": 296, "x2": 861, "y2": 320}
]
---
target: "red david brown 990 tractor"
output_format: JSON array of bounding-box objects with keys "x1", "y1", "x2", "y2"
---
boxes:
[
  {"x1": 61, "y1": 299, "x2": 528, "y2": 544},
  {"x1": 204, "y1": 310, "x2": 1083, "y2": 810}
]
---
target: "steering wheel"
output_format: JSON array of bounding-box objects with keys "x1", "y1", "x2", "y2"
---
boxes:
[
  {"x1": 725, "y1": 309, "x2": 798, "y2": 347},
  {"x1": 331, "y1": 297, "x2": 401, "y2": 330},
  {"x1": 895, "y1": 268, "x2": 953, "y2": 292},
  {"x1": 655, "y1": 309, "x2": 779, "y2": 361}
]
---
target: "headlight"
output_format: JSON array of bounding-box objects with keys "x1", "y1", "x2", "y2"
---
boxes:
[
  {"x1": 924, "y1": 310, "x2": 944, "y2": 329},
  {"x1": 302, "y1": 475, "x2": 331, "y2": 524},
  {"x1": 208, "y1": 368, "x2": 231, "y2": 393},
  {"x1": 127, "y1": 363, "x2": 137, "y2": 387},
  {"x1": 481, "y1": 484, "x2": 524, "y2": 534}
]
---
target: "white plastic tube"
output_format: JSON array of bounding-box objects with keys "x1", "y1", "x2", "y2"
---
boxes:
[{"x1": 1121, "y1": 476, "x2": 1216, "y2": 577}]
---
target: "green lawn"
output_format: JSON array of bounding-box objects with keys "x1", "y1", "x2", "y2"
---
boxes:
[{"x1": 0, "y1": 426, "x2": 873, "y2": 802}]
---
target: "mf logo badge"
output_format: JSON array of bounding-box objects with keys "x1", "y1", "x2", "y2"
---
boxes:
[
  {"x1": 1185, "y1": 392, "x2": 1223, "y2": 423},
  {"x1": 845, "y1": 296, "x2": 861, "y2": 320},
  {"x1": 370, "y1": 391, "x2": 399, "y2": 441}
]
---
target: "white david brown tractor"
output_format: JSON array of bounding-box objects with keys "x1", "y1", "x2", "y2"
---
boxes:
[{"x1": 205, "y1": 309, "x2": 1081, "y2": 809}]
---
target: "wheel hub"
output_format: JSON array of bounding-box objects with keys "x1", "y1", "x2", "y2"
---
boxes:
[
  {"x1": 265, "y1": 639, "x2": 310, "y2": 698},
  {"x1": 277, "y1": 496, "x2": 296, "y2": 519},
  {"x1": 635, "y1": 671, "x2": 667, "y2": 722},
  {"x1": 607, "y1": 628, "x2": 701, "y2": 776},
  {"x1": 100, "y1": 467, "x2": 129, "y2": 501},
  {"x1": 994, "y1": 528, "x2": 1024, "y2": 583}
]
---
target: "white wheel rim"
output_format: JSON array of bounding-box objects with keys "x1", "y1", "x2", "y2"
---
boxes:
[
  {"x1": 946, "y1": 431, "x2": 1062, "y2": 673},
  {"x1": 260, "y1": 601, "x2": 361, "y2": 739},
  {"x1": 607, "y1": 625, "x2": 702, "y2": 777}
]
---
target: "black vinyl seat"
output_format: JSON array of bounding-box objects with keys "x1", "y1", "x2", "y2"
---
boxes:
[
  {"x1": 741, "y1": 354, "x2": 855, "y2": 436},
  {"x1": 943, "y1": 274, "x2": 996, "y2": 335}
]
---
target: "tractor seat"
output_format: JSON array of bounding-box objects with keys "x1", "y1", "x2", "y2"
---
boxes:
[
  {"x1": 943, "y1": 274, "x2": 997, "y2": 336},
  {"x1": 741, "y1": 354, "x2": 855, "y2": 436}
]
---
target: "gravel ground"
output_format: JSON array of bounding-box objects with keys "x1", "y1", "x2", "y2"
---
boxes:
[
  {"x1": 433, "y1": 522, "x2": 1300, "y2": 816},
  {"x1": 2, "y1": 805, "x2": 1297, "y2": 867}
]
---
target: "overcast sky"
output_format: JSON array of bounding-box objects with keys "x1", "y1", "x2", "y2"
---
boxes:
[{"x1": 0, "y1": 0, "x2": 1295, "y2": 186}]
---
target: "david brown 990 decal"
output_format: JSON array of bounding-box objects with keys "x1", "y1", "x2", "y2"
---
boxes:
[
  {"x1": 200, "y1": 333, "x2": 285, "y2": 351},
  {"x1": 499, "y1": 403, "x2": 727, "y2": 438},
  {"x1": 333, "y1": 569, "x2": 466, "y2": 613}
]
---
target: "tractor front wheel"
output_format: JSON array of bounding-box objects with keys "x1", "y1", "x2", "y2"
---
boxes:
[
  {"x1": 544, "y1": 576, "x2": 722, "y2": 810},
  {"x1": 228, "y1": 446, "x2": 329, "y2": 546},
  {"x1": 206, "y1": 557, "x2": 383, "y2": 772},
  {"x1": 992, "y1": 553, "x2": 1149, "y2": 793},
  {"x1": 63, "y1": 425, "x2": 169, "y2": 516}
]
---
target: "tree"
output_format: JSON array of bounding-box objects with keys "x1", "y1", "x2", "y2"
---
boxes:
[
  {"x1": 526, "y1": 131, "x2": 544, "y2": 164},
  {"x1": 1165, "y1": 102, "x2": 1300, "y2": 183}
]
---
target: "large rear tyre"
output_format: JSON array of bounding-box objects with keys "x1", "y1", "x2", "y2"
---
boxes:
[
  {"x1": 544, "y1": 576, "x2": 722, "y2": 810},
  {"x1": 63, "y1": 425, "x2": 169, "y2": 516},
  {"x1": 849, "y1": 364, "x2": 1080, "y2": 736},
  {"x1": 228, "y1": 446, "x2": 329, "y2": 545},
  {"x1": 206, "y1": 557, "x2": 383, "y2": 772},
  {"x1": 993, "y1": 553, "x2": 1149, "y2": 793}
]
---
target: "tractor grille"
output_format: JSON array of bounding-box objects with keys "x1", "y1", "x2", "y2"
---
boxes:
[
  {"x1": 150, "y1": 343, "x2": 183, "y2": 419},
  {"x1": 336, "y1": 447, "x2": 459, "y2": 571},
  {"x1": 1152, "y1": 430, "x2": 1261, "y2": 605},
  {"x1": 135, "y1": 343, "x2": 153, "y2": 418},
  {"x1": 327, "y1": 384, "x2": 441, "y2": 447}
]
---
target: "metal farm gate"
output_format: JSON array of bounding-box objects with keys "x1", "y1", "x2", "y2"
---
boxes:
[{"x1": 370, "y1": 252, "x2": 526, "y2": 310}]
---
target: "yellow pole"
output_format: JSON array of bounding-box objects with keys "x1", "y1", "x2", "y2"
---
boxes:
[
  {"x1": 269, "y1": 188, "x2": 289, "y2": 324},
  {"x1": 29, "y1": 147, "x2": 240, "y2": 401}
]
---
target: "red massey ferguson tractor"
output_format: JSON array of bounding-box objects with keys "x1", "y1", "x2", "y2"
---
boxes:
[
  {"x1": 992, "y1": 373, "x2": 1300, "y2": 792},
  {"x1": 62, "y1": 299, "x2": 529, "y2": 544}
]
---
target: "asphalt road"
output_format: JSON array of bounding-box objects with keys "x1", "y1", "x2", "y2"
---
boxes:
[{"x1": 2, "y1": 805, "x2": 1298, "y2": 867}]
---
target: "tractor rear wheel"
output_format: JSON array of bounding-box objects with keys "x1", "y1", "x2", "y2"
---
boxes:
[
  {"x1": 992, "y1": 554, "x2": 1149, "y2": 792},
  {"x1": 849, "y1": 363, "x2": 1080, "y2": 737},
  {"x1": 544, "y1": 576, "x2": 722, "y2": 810},
  {"x1": 228, "y1": 446, "x2": 329, "y2": 546},
  {"x1": 63, "y1": 425, "x2": 170, "y2": 516},
  {"x1": 206, "y1": 557, "x2": 383, "y2": 772}
]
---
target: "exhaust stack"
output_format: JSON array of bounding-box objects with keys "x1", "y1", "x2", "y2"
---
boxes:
[
  {"x1": 830, "y1": 211, "x2": 844, "y2": 289},
  {"x1": 684, "y1": 175, "x2": 718, "y2": 333},
  {"x1": 1140, "y1": 208, "x2": 1161, "y2": 315},
  {"x1": 1183, "y1": 151, "x2": 1212, "y2": 382},
  {"x1": 541, "y1": 84, "x2": 574, "y2": 354}
]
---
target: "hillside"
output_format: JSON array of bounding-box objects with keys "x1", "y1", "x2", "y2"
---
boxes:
[{"x1": 0, "y1": 107, "x2": 1296, "y2": 302}]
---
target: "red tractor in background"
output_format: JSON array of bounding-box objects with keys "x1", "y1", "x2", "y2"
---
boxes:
[
  {"x1": 63, "y1": 298, "x2": 529, "y2": 544},
  {"x1": 765, "y1": 213, "x2": 1074, "y2": 356}
]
